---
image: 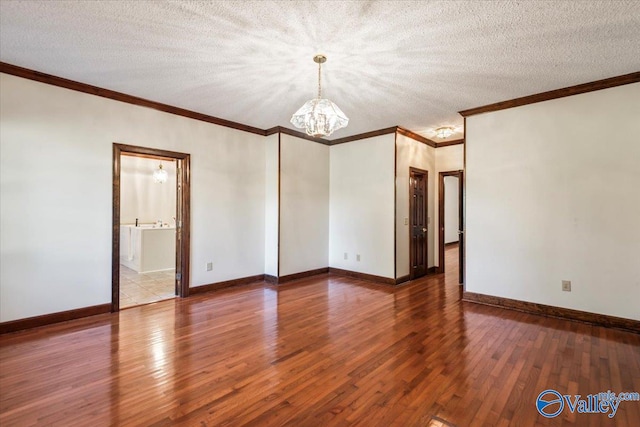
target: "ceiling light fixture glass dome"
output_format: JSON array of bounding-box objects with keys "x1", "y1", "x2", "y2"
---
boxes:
[
  {"x1": 290, "y1": 55, "x2": 348, "y2": 138},
  {"x1": 435, "y1": 127, "x2": 454, "y2": 139}
]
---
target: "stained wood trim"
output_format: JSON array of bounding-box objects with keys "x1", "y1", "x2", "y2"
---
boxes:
[
  {"x1": 438, "y1": 170, "x2": 463, "y2": 275},
  {"x1": 462, "y1": 117, "x2": 466, "y2": 288},
  {"x1": 329, "y1": 267, "x2": 396, "y2": 285},
  {"x1": 264, "y1": 275, "x2": 278, "y2": 284},
  {"x1": 276, "y1": 268, "x2": 330, "y2": 284},
  {"x1": 393, "y1": 132, "x2": 398, "y2": 280},
  {"x1": 459, "y1": 72, "x2": 640, "y2": 117},
  {"x1": 112, "y1": 143, "x2": 191, "y2": 310},
  {"x1": 0, "y1": 304, "x2": 111, "y2": 334},
  {"x1": 436, "y1": 138, "x2": 464, "y2": 148},
  {"x1": 277, "y1": 127, "x2": 330, "y2": 145},
  {"x1": 1, "y1": 61, "x2": 477, "y2": 148},
  {"x1": 277, "y1": 133, "x2": 281, "y2": 277},
  {"x1": 462, "y1": 292, "x2": 640, "y2": 334},
  {"x1": 445, "y1": 241, "x2": 459, "y2": 247},
  {"x1": 0, "y1": 61, "x2": 266, "y2": 136},
  {"x1": 396, "y1": 127, "x2": 437, "y2": 148},
  {"x1": 395, "y1": 275, "x2": 410, "y2": 285},
  {"x1": 189, "y1": 274, "x2": 266, "y2": 295},
  {"x1": 330, "y1": 126, "x2": 398, "y2": 145}
]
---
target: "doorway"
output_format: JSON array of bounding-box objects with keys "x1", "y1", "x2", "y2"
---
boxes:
[
  {"x1": 438, "y1": 170, "x2": 464, "y2": 284},
  {"x1": 409, "y1": 167, "x2": 428, "y2": 280},
  {"x1": 112, "y1": 143, "x2": 190, "y2": 311}
]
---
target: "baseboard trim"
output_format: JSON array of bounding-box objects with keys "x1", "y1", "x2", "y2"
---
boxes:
[
  {"x1": 264, "y1": 274, "x2": 278, "y2": 284},
  {"x1": 462, "y1": 291, "x2": 640, "y2": 334},
  {"x1": 190, "y1": 274, "x2": 265, "y2": 295},
  {"x1": 276, "y1": 268, "x2": 330, "y2": 284},
  {"x1": 329, "y1": 267, "x2": 396, "y2": 285},
  {"x1": 395, "y1": 275, "x2": 410, "y2": 285},
  {"x1": 444, "y1": 241, "x2": 459, "y2": 247},
  {"x1": 0, "y1": 303, "x2": 112, "y2": 334}
]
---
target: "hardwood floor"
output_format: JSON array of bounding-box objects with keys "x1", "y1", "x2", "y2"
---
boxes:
[{"x1": 1, "y1": 246, "x2": 639, "y2": 426}]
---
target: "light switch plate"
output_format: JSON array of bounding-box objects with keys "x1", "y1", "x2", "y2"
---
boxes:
[{"x1": 562, "y1": 280, "x2": 571, "y2": 292}]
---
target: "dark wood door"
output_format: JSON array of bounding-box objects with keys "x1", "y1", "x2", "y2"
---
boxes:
[
  {"x1": 175, "y1": 159, "x2": 183, "y2": 296},
  {"x1": 458, "y1": 170, "x2": 464, "y2": 284},
  {"x1": 410, "y1": 168, "x2": 428, "y2": 280}
]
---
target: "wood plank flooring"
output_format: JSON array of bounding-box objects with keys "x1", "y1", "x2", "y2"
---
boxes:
[{"x1": 1, "y1": 246, "x2": 639, "y2": 426}]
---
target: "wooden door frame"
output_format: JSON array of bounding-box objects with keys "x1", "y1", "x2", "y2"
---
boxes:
[
  {"x1": 438, "y1": 170, "x2": 463, "y2": 277},
  {"x1": 112, "y1": 143, "x2": 191, "y2": 312},
  {"x1": 409, "y1": 167, "x2": 429, "y2": 280}
]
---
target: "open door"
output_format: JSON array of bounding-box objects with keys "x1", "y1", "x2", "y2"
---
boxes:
[
  {"x1": 458, "y1": 170, "x2": 464, "y2": 284},
  {"x1": 112, "y1": 143, "x2": 190, "y2": 312},
  {"x1": 409, "y1": 167, "x2": 428, "y2": 280}
]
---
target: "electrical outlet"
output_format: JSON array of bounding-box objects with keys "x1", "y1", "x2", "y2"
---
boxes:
[
  {"x1": 404, "y1": 218, "x2": 409, "y2": 225},
  {"x1": 206, "y1": 262, "x2": 213, "y2": 271},
  {"x1": 562, "y1": 280, "x2": 571, "y2": 292},
  {"x1": 344, "y1": 252, "x2": 348, "y2": 260},
  {"x1": 356, "y1": 254, "x2": 361, "y2": 262}
]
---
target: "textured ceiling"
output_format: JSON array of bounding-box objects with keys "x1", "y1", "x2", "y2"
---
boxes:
[{"x1": 1, "y1": 1, "x2": 639, "y2": 140}]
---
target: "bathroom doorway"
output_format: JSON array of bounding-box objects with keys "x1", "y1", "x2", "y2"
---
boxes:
[{"x1": 112, "y1": 143, "x2": 190, "y2": 311}]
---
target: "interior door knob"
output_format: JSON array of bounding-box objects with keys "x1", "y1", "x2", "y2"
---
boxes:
[{"x1": 422, "y1": 227, "x2": 427, "y2": 232}]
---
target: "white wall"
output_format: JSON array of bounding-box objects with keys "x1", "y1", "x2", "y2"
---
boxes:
[
  {"x1": 0, "y1": 73, "x2": 266, "y2": 322},
  {"x1": 444, "y1": 176, "x2": 459, "y2": 244},
  {"x1": 396, "y1": 134, "x2": 436, "y2": 278},
  {"x1": 120, "y1": 155, "x2": 177, "y2": 225},
  {"x1": 264, "y1": 133, "x2": 279, "y2": 277},
  {"x1": 279, "y1": 134, "x2": 329, "y2": 276},
  {"x1": 329, "y1": 135, "x2": 396, "y2": 278},
  {"x1": 466, "y1": 82, "x2": 640, "y2": 320},
  {"x1": 434, "y1": 144, "x2": 464, "y2": 265}
]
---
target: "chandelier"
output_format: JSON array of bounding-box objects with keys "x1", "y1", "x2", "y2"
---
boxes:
[
  {"x1": 153, "y1": 163, "x2": 168, "y2": 183},
  {"x1": 290, "y1": 54, "x2": 348, "y2": 138}
]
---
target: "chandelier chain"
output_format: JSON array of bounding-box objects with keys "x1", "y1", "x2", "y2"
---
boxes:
[{"x1": 317, "y1": 60, "x2": 322, "y2": 98}]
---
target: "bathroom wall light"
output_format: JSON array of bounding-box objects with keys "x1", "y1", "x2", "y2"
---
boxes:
[{"x1": 153, "y1": 164, "x2": 168, "y2": 183}]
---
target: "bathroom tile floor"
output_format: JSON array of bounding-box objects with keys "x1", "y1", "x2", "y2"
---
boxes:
[{"x1": 119, "y1": 266, "x2": 176, "y2": 308}]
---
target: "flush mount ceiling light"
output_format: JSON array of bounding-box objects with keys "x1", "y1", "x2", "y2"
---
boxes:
[
  {"x1": 153, "y1": 163, "x2": 168, "y2": 183},
  {"x1": 435, "y1": 127, "x2": 454, "y2": 139},
  {"x1": 290, "y1": 54, "x2": 349, "y2": 138}
]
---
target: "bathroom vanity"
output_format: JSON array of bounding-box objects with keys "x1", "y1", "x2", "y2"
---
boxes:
[{"x1": 120, "y1": 225, "x2": 176, "y2": 273}]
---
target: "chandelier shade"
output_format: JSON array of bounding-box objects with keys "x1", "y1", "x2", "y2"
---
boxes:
[
  {"x1": 290, "y1": 55, "x2": 348, "y2": 138},
  {"x1": 290, "y1": 98, "x2": 349, "y2": 138}
]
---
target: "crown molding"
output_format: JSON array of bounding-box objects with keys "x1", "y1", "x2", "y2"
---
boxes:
[
  {"x1": 396, "y1": 127, "x2": 437, "y2": 147},
  {"x1": 436, "y1": 138, "x2": 464, "y2": 148},
  {"x1": 329, "y1": 127, "x2": 399, "y2": 145},
  {"x1": 459, "y1": 71, "x2": 640, "y2": 117},
  {"x1": 0, "y1": 62, "x2": 268, "y2": 136},
  {"x1": 276, "y1": 126, "x2": 331, "y2": 145}
]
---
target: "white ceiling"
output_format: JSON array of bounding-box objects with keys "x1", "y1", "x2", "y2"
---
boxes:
[{"x1": 1, "y1": 1, "x2": 639, "y2": 140}]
